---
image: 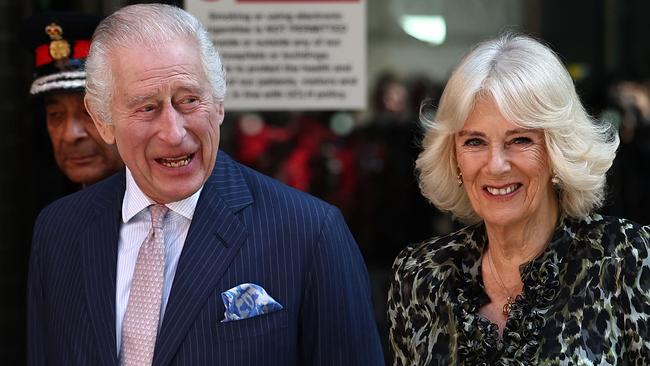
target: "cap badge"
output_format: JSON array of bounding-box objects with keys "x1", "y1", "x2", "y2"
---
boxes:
[{"x1": 45, "y1": 22, "x2": 71, "y2": 60}]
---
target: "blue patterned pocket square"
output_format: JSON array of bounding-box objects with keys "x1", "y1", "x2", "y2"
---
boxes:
[{"x1": 221, "y1": 283, "x2": 283, "y2": 322}]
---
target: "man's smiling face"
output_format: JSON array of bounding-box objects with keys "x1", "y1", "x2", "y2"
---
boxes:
[{"x1": 95, "y1": 37, "x2": 224, "y2": 203}]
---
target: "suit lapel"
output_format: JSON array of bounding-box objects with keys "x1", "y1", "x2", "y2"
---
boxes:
[
  {"x1": 153, "y1": 153, "x2": 253, "y2": 366},
  {"x1": 81, "y1": 172, "x2": 125, "y2": 366}
]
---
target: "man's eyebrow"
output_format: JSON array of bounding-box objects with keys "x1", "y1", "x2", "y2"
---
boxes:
[
  {"x1": 43, "y1": 97, "x2": 59, "y2": 107},
  {"x1": 176, "y1": 81, "x2": 204, "y2": 94},
  {"x1": 125, "y1": 93, "x2": 157, "y2": 109},
  {"x1": 124, "y1": 81, "x2": 205, "y2": 107}
]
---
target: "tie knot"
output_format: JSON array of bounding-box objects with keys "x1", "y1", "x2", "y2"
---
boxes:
[{"x1": 149, "y1": 204, "x2": 168, "y2": 229}]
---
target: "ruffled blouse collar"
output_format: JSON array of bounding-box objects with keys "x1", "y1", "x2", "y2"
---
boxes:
[{"x1": 453, "y1": 214, "x2": 575, "y2": 365}]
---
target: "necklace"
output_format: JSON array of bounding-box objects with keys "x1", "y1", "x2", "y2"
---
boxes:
[{"x1": 486, "y1": 250, "x2": 521, "y2": 316}]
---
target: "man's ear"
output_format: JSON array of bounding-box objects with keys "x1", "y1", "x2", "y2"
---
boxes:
[
  {"x1": 84, "y1": 95, "x2": 115, "y2": 144},
  {"x1": 215, "y1": 101, "x2": 225, "y2": 126}
]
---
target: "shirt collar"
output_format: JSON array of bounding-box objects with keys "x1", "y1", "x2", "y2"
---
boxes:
[{"x1": 122, "y1": 167, "x2": 203, "y2": 223}]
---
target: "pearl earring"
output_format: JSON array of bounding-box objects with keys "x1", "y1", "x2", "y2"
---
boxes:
[{"x1": 551, "y1": 174, "x2": 560, "y2": 185}]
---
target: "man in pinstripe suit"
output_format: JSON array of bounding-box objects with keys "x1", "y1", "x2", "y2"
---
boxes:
[{"x1": 28, "y1": 4, "x2": 383, "y2": 366}]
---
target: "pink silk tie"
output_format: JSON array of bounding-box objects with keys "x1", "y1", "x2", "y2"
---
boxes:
[{"x1": 120, "y1": 204, "x2": 168, "y2": 366}]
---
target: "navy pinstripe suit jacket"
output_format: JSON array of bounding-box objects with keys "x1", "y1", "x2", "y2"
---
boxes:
[{"x1": 28, "y1": 152, "x2": 384, "y2": 365}]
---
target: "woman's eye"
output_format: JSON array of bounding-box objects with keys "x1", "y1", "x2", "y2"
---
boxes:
[
  {"x1": 511, "y1": 136, "x2": 532, "y2": 145},
  {"x1": 463, "y1": 138, "x2": 484, "y2": 147}
]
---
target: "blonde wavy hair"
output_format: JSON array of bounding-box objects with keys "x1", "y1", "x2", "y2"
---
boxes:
[{"x1": 416, "y1": 33, "x2": 619, "y2": 224}]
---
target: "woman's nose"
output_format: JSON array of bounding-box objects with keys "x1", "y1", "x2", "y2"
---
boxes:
[{"x1": 486, "y1": 146, "x2": 511, "y2": 176}]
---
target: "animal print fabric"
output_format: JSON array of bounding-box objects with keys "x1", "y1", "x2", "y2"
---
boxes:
[{"x1": 388, "y1": 214, "x2": 650, "y2": 365}]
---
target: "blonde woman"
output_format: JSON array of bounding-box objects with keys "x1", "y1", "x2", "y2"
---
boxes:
[{"x1": 388, "y1": 34, "x2": 650, "y2": 365}]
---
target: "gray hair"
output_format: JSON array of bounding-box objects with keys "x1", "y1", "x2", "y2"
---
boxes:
[
  {"x1": 85, "y1": 3, "x2": 226, "y2": 125},
  {"x1": 416, "y1": 33, "x2": 619, "y2": 223}
]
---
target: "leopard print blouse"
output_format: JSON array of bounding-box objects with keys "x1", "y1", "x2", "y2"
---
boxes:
[{"x1": 388, "y1": 214, "x2": 650, "y2": 365}]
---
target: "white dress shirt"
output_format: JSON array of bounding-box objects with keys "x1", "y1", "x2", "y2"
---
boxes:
[{"x1": 115, "y1": 168, "x2": 202, "y2": 356}]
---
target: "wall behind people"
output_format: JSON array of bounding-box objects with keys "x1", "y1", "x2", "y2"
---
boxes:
[
  {"x1": 0, "y1": 1, "x2": 37, "y2": 363},
  {"x1": 367, "y1": 0, "x2": 527, "y2": 82}
]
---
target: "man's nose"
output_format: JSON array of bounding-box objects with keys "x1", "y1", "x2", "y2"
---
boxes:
[
  {"x1": 158, "y1": 105, "x2": 186, "y2": 145},
  {"x1": 486, "y1": 146, "x2": 511, "y2": 176},
  {"x1": 62, "y1": 113, "x2": 89, "y2": 142}
]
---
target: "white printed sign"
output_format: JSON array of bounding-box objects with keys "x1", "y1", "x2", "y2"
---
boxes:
[{"x1": 185, "y1": 0, "x2": 366, "y2": 111}]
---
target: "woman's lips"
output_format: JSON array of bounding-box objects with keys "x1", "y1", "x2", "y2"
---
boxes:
[{"x1": 484, "y1": 183, "x2": 522, "y2": 196}]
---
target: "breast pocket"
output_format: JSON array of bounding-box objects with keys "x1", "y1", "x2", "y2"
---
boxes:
[{"x1": 213, "y1": 308, "x2": 289, "y2": 342}]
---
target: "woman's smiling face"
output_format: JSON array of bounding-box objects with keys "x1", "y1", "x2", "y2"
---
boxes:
[{"x1": 455, "y1": 97, "x2": 558, "y2": 228}]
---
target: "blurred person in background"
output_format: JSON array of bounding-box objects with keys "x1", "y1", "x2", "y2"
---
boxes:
[
  {"x1": 25, "y1": 12, "x2": 123, "y2": 189},
  {"x1": 350, "y1": 72, "x2": 423, "y2": 264},
  {"x1": 349, "y1": 71, "x2": 451, "y2": 361},
  {"x1": 388, "y1": 33, "x2": 649, "y2": 364},
  {"x1": 601, "y1": 81, "x2": 650, "y2": 224}
]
